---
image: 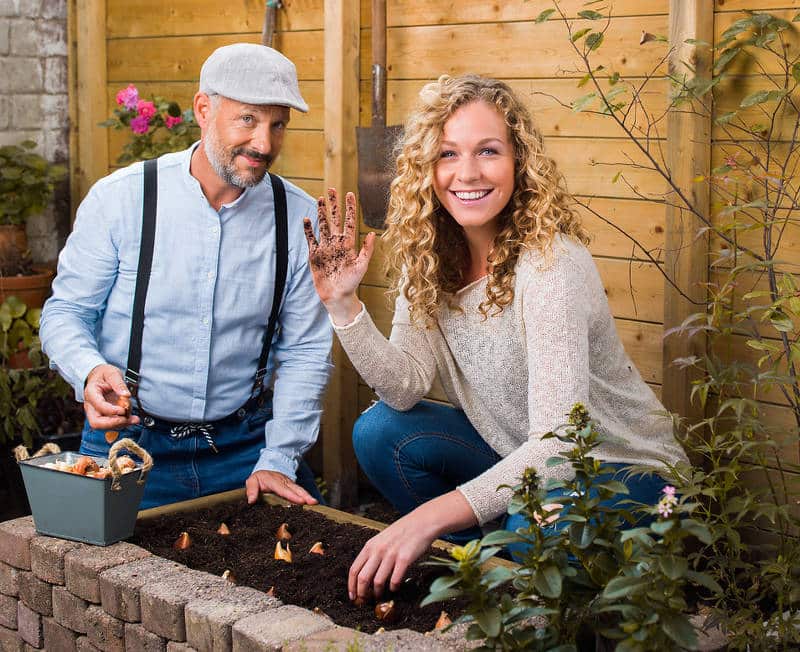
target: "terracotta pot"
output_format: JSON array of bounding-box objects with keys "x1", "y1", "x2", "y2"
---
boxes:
[
  {"x1": 0, "y1": 225, "x2": 28, "y2": 258},
  {"x1": 0, "y1": 266, "x2": 55, "y2": 309}
]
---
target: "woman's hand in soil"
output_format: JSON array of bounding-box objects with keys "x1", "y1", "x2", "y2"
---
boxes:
[
  {"x1": 304, "y1": 189, "x2": 376, "y2": 326},
  {"x1": 83, "y1": 364, "x2": 139, "y2": 430},
  {"x1": 245, "y1": 470, "x2": 318, "y2": 506},
  {"x1": 348, "y1": 513, "x2": 437, "y2": 602}
]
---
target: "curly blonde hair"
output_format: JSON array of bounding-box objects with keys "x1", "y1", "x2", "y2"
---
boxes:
[{"x1": 383, "y1": 74, "x2": 589, "y2": 325}]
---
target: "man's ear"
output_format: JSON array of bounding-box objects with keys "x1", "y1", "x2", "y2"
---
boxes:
[{"x1": 193, "y1": 92, "x2": 213, "y2": 129}]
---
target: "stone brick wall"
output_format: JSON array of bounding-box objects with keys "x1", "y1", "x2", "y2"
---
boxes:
[
  {"x1": 0, "y1": 516, "x2": 462, "y2": 652},
  {"x1": 0, "y1": 0, "x2": 70, "y2": 265}
]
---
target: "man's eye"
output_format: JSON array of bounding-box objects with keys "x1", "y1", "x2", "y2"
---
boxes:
[
  {"x1": 241, "y1": 115, "x2": 254, "y2": 125},
  {"x1": 272, "y1": 122, "x2": 286, "y2": 132}
]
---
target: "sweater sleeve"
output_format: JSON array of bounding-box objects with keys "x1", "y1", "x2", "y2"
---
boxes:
[
  {"x1": 458, "y1": 250, "x2": 592, "y2": 524},
  {"x1": 333, "y1": 291, "x2": 436, "y2": 411}
]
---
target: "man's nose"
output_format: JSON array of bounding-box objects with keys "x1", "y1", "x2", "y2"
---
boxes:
[{"x1": 249, "y1": 125, "x2": 273, "y2": 155}]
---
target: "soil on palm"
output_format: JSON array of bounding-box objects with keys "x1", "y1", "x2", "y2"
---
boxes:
[{"x1": 131, "y1": 500, "x2": 464, "y2": 633}]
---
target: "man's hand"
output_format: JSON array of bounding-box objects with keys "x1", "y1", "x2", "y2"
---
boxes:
[
  {"x1": 246, "y1": 470, "x2": 318, "y2": 506},
  {"x1": 83, "y1": 364, "x2": 139, "y2": 430}
]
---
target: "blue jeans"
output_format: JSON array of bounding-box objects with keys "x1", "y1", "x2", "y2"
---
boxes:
[
  {"x1": 353, "y1": 400, "x2": 666, "y2": 546},
  {"x1": 80, "y1": 398, "x2": 323, "y2": 509}
]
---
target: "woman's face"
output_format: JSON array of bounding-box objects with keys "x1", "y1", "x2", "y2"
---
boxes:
[{"x1": 432, "y1": 100, "x2": 516, "y2": 239}]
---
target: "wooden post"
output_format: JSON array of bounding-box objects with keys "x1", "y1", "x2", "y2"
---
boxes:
[
  {"x1": 662, "y1": 0, "x2": 712, "y2": 421},
  {"x1": 322, "y1": 0, "x2": 360, "y2": 507},
  {"x1": 72, "y1": 0, "x2": 108, "y2": 212}
]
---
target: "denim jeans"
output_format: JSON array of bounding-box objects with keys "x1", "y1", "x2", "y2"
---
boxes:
[
  {"x1": 352, "y1": 400, "x2": 666, "y2": 547},
  {"x1": 79, "y1": 397, "x2": 323, "y2": 509}
]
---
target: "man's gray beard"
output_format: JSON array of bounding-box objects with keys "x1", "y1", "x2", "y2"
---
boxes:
[{"x1": 203, "y1": 126, "x2": 267, "y2": 189}]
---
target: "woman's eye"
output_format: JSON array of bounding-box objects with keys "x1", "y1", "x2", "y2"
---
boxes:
[
  {"x1": 440, "y1": 150, "x2": 456, "y2": 159},
  {"x1": 480, "y1": 147, "x2": 498, "y2": 156}
]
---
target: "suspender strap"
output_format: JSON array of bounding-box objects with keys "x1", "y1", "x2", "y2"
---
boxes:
[
  {"x1": 125, "y1": 157, "x2": 158, "y2": 397},
  {"x1": 251, "y1": 173, "x2": 289, "y2": 398}
]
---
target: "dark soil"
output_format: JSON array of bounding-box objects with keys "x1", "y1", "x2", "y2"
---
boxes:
[{"x1": 131, "y1": 500, "x2": 464, "y2": 634}]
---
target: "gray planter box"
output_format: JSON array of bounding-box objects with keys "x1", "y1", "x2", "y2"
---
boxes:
[{"x1": 18, "y1": 451, "x2": 147, "y2": 545}]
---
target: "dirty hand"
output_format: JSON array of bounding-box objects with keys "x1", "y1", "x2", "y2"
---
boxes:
[
  {"x1": 348, "y1": 513, "x2": 436, "y2": 602},
  {"x1": 83, "y1": 364, "x2": 139, "y2": 430},
  {"x1": 304, "y1": 189, "x2": 375, "y2": 324},
  {"x1": 246, "y1": 470, "x2": 318, "y2": 506}
]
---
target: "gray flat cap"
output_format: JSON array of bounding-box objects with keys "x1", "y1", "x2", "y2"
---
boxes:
[{"x1": 199, "y1": 43, "x2": 308, "y2": 113}]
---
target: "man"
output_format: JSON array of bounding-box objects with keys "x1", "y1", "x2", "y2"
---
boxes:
[{"x1": 40, "y1": 43, "x2": 333, "y2": 509}]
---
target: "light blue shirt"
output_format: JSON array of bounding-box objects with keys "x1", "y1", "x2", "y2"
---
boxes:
[{"x1": 40, "y1": 145, "x2": 333, "y2": 479}]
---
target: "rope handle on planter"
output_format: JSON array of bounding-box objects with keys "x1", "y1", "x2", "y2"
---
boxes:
[
  {"x1": 108, "y1": 438, "x2": 153, "y2": 491},
  {"x1": 13, "y1": 442, "x2": 62, "y2": 462}
]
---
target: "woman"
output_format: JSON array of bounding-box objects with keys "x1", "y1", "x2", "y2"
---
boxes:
[{"x1": 302, "y1": 74, "x2": 688, "y2": 603}]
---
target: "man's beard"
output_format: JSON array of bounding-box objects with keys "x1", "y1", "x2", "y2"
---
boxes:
[{"x1": 204, "y1": 124, "x2": 274, "y2": 188}]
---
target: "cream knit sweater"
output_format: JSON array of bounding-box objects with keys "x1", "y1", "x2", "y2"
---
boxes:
[{"x1": 334, "y1": 235, "x2": 688, "y2": 525}]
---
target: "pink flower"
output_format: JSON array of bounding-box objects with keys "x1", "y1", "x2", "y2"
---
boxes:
[
  {"x1": 662, "y1": 486, "x2": 676, "y2": 497},
  {"x1": 130, "y1": 115, "x2": 150, "y2": 135},
  {"x1": 137, "y1": 100, "x2": 156, "y2": 120},
  {"x1": 165, "y1": 115, "x2": 183, "y2": 129},
  {"x1": 115, "y1": 84, "x2": 139, "y2": 110},
  {"x1": 657, "y1": 502, "x2": 674, "y2": 518}
]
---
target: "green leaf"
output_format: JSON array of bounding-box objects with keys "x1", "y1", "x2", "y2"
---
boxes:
[
  {"x1": 535, "y1": 8, "x2": 555, "y2": 23},
  {"x1": 532, "y1": 563, "x2": 563, "y2": 598},
  {"x1": 611, "y1": 170, "x2": 621, "y2": 183},
  {"x1": 768, "y1": 309, "x2": 793, "y2": 332},
  {"x1": 586, "y1": 32, "x2": 604, "y2": 51},
  {"x1": 420, "y1": 588, "x2": 462, "y2": 607},
  {"x1": 740, "y1": 89, "x2": 787, "y2": 108},
  {"x1": 571, "y1": 28, "x2": 592, "y2": 42},
  {"x1": 661, "y1": 613, "x2": 698, "y2": 649},
  {"x1": 714, "y1": 47, "x2": 740, "y2": 73},
  {"x1": 594, "y1": 480, "x2": 630, "y2": 495},
  {"x1": 476, "y1": 607, "x2": 502, "y2": 638},
  {"x1": 686, "y1": 570, "x2": 723, "y2": 595},
  {"x1": 578, "y1": 10, "x2": 604, "y2": 20},
  {"x1": 714, "y1": 111, "x2": 736, "y2": 125},
  {"x1": 658, "y1": 555, "x2": 688, "y2": 580},
  {"x1": 480, "y1": 530, "x2": 524, "y2": 547},
  {"x1": 793, "y1": 62, "x2": 800, "y2": 85},
  {"x1": 793, "y1": 12, "x2": 800, "y2": 22},
  {"x1": 482, "y1": 566, "x2": 515, "y2": 590},
  {"x1": 603, "y1": 575, "x2": 645, "y2": 600},
  {"x1": 571, "y1": 92, "x2": 597, "y2": 112}
]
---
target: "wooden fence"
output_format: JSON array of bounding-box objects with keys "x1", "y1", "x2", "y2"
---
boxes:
[{"x1": 67, "y1": 0, "x2": 799, "y2": 506}]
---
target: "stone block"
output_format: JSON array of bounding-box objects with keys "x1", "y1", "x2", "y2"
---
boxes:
[
  {"x1": 0, "y1": 57, "x2": 42, "y2": 92},
  {"x1": 0, "y1": 518, "x2": 35, "y2": 570},
  {"x1": 0, "y1": 625, "x2": 23, "y2": 652},
  {"x1": 64, "y1": 543, "x2": 150, "y2": 604},
  {"x1": 0, "y1": 0, "x2": 20, "y2": 17},
  {"x1": 0, "y1": 594, "x2": 17, "y2": 629},
  {"x1": 10, "y1": 17, "x2": 39, "y2": 55},
  {"x1": 84, "y1": 605, "x2": 124, "y2": 652},
  {"x1": 16, "y1": 573, "x2": 50, "y2": 616},
  {"x1": 141, "y1": 569, "x2": 232, "y2": 642},
  {"x1": 0, "y1": 563, "x2": 19, "y2": 597},
  {"x1": 231, "y1": 605, "x2": 332, "y2": 652},
  {"x1": 43, "y1": 55, "x2": 66, "y2": 93},
  {"x1": 185, "y1": 586, "x2": 279, "y2": 651},
  {"x1": 76, "y1": 636, "x2": 101, "y2": 652},
  {"x1": 99, "y1": 557, "x2": 185, "y2": 623},
  {"x1": 40, "y1": 93, "x2": 67, "y2": 129},
  {"x1": 362, "y1": 628, "x2": 457, "y2": 651},
  {"x1": 30, "y1": 537, "x2": 82, "y2": 586},
  {"x1": 17, "y1": 0, "x2": 40, "y2": 16},
  {"x1": 165, "y1": 644, "x2": 196, "y2": 652},
  {"x1": 0, "y1": 19, "x2": 9, "y2": 54},
  {"x1": 52, "y1": 585, "x2": 88, "y2": 634},
  {"x1": 0, "y1": 130, "x2": 39, "y2": 148},
  {"x1": 41, "y1": 0, "x2": 65, "y2": 19},
  {"x1": 42, "y1": 616, "x2": 77, "y2": 652},
  {"x1": 9, "y1": 94, "x2": 41, "y2": 130},
  {"x1": 41, "y1": 125, "x2": 68, "y2": 161},
  {"x1": 123, "y1": 622, "x2": 165, "y2": 652},
  {"x1": 15, "y1": 602, "x2": 41, "y2": 649},
  {"x1": 38, "y1": 19, "x2": 64, "y2": 55},
  {"x1": 281, "y1": 626, "x2": 368, "y2": 652}
]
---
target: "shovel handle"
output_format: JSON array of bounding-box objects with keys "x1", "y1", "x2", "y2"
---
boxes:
[{"x1": 371, "y1": 0, "x2": 387, "y2": 127}]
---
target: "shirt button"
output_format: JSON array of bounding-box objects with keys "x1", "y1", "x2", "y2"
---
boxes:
[
  {"x1": 207, "y1": 271, "x2": 213, "y2": 280},
  {"x1": 211, "y1": 226, "x2": 219, "y2": 234},
  {"x1": 202, "y1": 317, "x2": 209, "y2": 325}
]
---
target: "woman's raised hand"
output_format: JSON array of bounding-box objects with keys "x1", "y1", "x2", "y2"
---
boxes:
[{"x1": 304, "y1": 189, "x2": 375, "y2": 324}]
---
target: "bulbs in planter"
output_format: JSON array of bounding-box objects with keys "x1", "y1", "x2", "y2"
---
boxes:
[
  {"x1": 309, "y1": 541, "x2": 326, "y2": 555},
  {"x1": 173, "y1": 531, "x2": 192, "y2": 551},
  {"x1": 374, "y1": 600, "x2": 397, "y2": 623},
  {"x1": 435, "y1": 611, "x2": 452, "y2": 630},
  {"x1": 274, "y1": 540, "x2": 292, "y2": 563},
  {"x1": 275, "y1": 522, "x2": 292, "y2": 541},
  {"x1": 217, "y1": 523, "x2": 231, "y2": 536}
]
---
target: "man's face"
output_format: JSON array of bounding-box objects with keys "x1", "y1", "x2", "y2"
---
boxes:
[{"x1": 200, "y1": 95, "x2": 290, "y2": 188}]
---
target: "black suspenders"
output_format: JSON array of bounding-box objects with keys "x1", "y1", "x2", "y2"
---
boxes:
[{"x1": 124, "y1": 157, "x2": 289, "y2": 418}]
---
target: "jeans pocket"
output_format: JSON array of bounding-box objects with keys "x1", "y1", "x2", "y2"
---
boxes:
[{"x1": 80, "y1": 424, "x2": 144, "y2": 457}]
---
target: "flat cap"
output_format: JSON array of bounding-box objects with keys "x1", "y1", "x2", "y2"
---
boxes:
[{"x1": 199, "y1": 43, "x2": 308, "y2": 113}]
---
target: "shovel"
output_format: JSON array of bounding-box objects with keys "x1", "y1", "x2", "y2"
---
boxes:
[{"x1": 357, "y1": 0, "x2": 403, "y2": 229}]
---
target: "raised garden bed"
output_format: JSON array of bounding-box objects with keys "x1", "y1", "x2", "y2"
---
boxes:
[{"x1": 133, "y1": 491, "x2": 472, "y2": 634}]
